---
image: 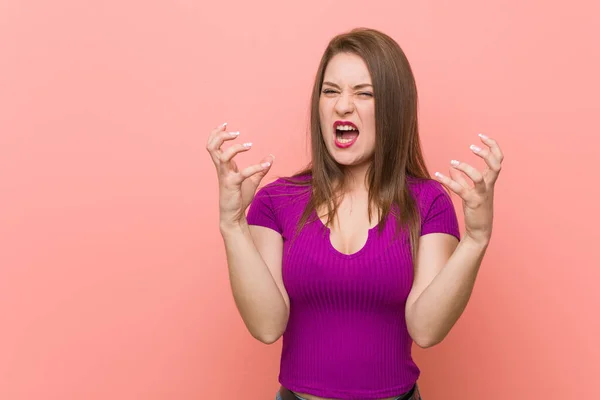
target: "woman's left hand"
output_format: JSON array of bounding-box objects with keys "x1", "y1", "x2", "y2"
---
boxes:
[{"x1": 434, "y1": 134, "x2": 504, "y2": 246}]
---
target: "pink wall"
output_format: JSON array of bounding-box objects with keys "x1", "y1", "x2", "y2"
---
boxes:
[{"x1": 1, "y1": 1, "x2": 598, "y2": 398}]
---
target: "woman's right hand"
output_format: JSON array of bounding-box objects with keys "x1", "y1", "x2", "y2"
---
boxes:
[{"x1": 206, "y1": 123, "x2": 274, "y2": 231}]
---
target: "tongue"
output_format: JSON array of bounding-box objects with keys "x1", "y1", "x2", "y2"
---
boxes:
[{"x1": 338, "y1": 130, "x2": 359, "y2": 140}]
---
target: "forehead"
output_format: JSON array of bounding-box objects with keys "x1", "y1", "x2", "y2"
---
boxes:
[{"x1": 323, "y1": 52, "x2": 372, "y2": 84}]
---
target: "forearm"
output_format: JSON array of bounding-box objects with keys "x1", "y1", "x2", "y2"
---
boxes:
[
  {"x1": 220, "y1": 222, "x2": 288, "y2": 343},
  {"x1": 409, "y1": 235, "x2": 488, "y2": 347}
]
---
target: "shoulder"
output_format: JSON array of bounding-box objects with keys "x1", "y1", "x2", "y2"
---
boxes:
[
  {"x1": 407, "y1": 176, "x2": 449, "y2": 202},
  {"x1": 406, "y1": 176, "x2": 460, "y2": 239},
  {"x1": 406, "y1": 176, "x2": 457, "y2": 222},
  {"x1": 248, "y1": 173, "x2": 312, "y2": 234},
  {"x1": 254, "y1": 173, "x2": 312, "y2": 207}
]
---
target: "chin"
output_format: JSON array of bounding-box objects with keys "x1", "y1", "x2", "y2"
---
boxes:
[
  {"x1": 330, "y1": 153, "x2": 368, "y2": 167},
  {"x1": 324, "y1": 139, "x2": 373, "y2": 167}
]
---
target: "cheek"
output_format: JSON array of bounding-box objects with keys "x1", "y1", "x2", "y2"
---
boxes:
[
  {"x1": 319, "y1": 102, "x2": 330, "y2": 136},
  {"x1": 366, "y1": 106, "x2": 376, "y2": 125},
  {"x1": 319, "y1": 96, "x2": 327, "y2": 110},
  {"x1": 358, "y1": 105, "x2": 376, "y2": 132},
  {"x1": 361, "y1": 108, "x2": 376, "y2": 148}
]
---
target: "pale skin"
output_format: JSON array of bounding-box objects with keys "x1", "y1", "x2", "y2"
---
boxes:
[{"x1": 206, "y1": 52, "x2": 504, "y2": 400}]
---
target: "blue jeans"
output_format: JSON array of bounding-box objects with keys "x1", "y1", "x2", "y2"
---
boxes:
[
  {"x1": 275, "y1": 392, "x2": 307, "y2": 400},
  {"x1": 275, "y1": 384, "x2": 421, "y2": 400}
]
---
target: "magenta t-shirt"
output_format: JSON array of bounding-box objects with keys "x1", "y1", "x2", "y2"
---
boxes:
[{"x1": 246, "y1": 174, "x2": 460, "y2": 400}]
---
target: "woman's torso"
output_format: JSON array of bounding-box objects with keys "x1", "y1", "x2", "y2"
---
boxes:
[{"x1": 247, "y1": 176, "x2": 454, "y2": 399}]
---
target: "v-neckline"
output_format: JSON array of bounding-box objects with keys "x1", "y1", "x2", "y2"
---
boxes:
[{"x1": 313, "y1": 210, "x2": 379, "y2": 259}]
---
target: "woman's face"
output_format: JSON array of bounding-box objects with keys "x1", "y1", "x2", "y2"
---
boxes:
[{"x1": 319, "y1": 52, "x2": 376, "y2": 168}]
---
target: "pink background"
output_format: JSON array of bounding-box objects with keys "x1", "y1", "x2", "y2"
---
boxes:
[{"x1": 1, "y1": 0, "x2": 598, "y2": 398}]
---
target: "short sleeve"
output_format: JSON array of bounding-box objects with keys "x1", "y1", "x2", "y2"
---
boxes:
[
  {"x1": 246, "y1": 185, "x2": 283, "y2": 234},
  {"x1": 420, "y1": 182, "x2": 461, "y2": 241}
]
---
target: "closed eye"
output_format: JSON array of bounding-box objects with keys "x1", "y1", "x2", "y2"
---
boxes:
[{"x1": 322, "y1": 89, "x2": 373, "y2": 97}]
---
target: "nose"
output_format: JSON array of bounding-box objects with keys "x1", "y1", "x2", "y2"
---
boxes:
[{"x1": 334, "y1": 92, "x2": 355, "y2": 116}]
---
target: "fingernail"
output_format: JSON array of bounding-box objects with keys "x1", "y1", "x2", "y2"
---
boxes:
[
  {"x1": 450, "y1": 160, "x2": 460, "y2": 166},
  {"x1": 269, "y1": 153, "x2": 275, "y2": 160},
  {"x1": 221, "y1": 122, "x2": 228, "y2": 128},
  {"x1": 230, "y1": 131, "x2": 240, "y2": 137},
  {"x1": 243, "y1": 142, "x2": 252, "y2": 148},
  {"x1": 261, "y1": 162, "x2": 271, "y2": 168},
  {"x1": 478, "y1": 133, "x2": 488, "y2": 139},
  {"x1": 470, "y1": 145, "x2": 482, "y2": 152}
]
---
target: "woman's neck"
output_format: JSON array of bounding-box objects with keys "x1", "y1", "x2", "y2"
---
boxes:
[{"x1": 341, "y1": 162, "x2": 370, "y2": 193}]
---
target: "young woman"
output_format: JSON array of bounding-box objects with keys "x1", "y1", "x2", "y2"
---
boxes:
[{"x1": 206, "y1": 28, "x2": 504, "y2": 400}]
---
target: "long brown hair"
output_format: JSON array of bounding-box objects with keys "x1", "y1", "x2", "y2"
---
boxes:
[{"x1": 281, "y1": 27, "x2": 432, "y2": 261}]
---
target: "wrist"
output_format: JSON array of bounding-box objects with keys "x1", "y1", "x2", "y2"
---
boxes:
[
  {"x1": 462, "y1": 233, "x2": 490, "y2": 251},
  {"x1": 219, "y1": 219, "x2": 248, "y2": 237}
]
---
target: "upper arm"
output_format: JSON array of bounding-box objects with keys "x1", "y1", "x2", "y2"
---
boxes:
[
  {"x1": 405, "y1": 180, "x2": 461, "y2": 326},
  {"x1": 246, "y1": 183, "x2": 290, "y2": 313},
  {"x1": 248, "y1": 225, "x2": 289, "y2": 312},
  {"x1": 405, "y1": 233, "x2": 458, "y2": 314}
]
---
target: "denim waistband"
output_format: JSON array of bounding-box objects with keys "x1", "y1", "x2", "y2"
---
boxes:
[{"x1": 276, "y1": 384, "x2": 421, "y2": 400}]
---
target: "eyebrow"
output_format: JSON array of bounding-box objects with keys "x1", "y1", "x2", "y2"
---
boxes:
[{"x1": 322, "y1": 81, "x2": 373, "y2": 89}]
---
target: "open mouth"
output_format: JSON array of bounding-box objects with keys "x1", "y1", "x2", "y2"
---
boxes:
[{"x1": 333, "y1": 121, "x2": 359, "y2": 148}]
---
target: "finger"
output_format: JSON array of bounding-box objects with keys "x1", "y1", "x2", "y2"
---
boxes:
[
  {"x1": 206, "y1": 122, "x2": 227, "y2": 152},
  {"x1": 240, "y1": 156, "x2": 274, "y2": 180},
  {"x1": 469, "y1": 144, "x2": 502, "y2": 184},
  {"x1": 477, "y1": 134, "x2": 504, "y2": 164},
  {"x1": 207, "y1": 122, "x2": 228, "y2": 144},
  {"x1": 449, "y1": 160, "x2": 471, "y2": 188},
  {"x1": 434, "y1": 171, "x2": 468, "y2": 199},
  {"x1": 469, "y1": 144, "x2": 501, "y2": 173},
  {"x1": 470, "y1": 145, "x2": 502, "y2": 185},
  {"x1": 208, "y1": 129, "x2": 240, "y2": 153},
  {"x1": 206, "y1": 123, "x2": 229, "y2": 164},
  {"x1": 450, "y1": 159, "x2": 486, "y2": 192},
  {"x1": 207, "y1": 130, "x2": 241, "y2": 165},
  {"x1": 220, "y1": 141, "x2": 253, "y2": 164}
]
